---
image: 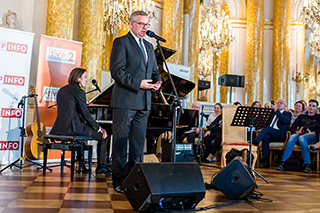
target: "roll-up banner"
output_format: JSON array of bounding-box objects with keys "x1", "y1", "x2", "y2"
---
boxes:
[
  {"x1": 36, "y1": 35, "x2": 82, "y2": 159},
  {"x1": 0, "y1": 28, "x2": 34, "y2": 164}
]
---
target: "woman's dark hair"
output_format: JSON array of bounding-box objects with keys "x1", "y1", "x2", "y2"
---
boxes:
[
  {"x1": 251, "y1": 101, "x2": 261, "y2": 107},
  {"x1": 68, "y1": 68, "x2": 86, "y2": 84},
  {"x1": 294, "y1": 100, "x2": 305, "y2": 111},
  {"x1": 215, "y1": 103, "x2": 223, "y2": 109}
]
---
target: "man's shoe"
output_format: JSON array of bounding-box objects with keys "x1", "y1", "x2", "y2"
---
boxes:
[
  {"x1": 310, "y1": 145, "x2": 320, "y2": 151},
  {"x1": 276, "y1": 162, "x2": 285, "y2": 171},
  {"x1": 77, "y1": 166, "x2": 89, "y2": 174},
  {"x1": 303, "y1": 164, "x2": 312, "y2": 173},
  {"x1": 114, "y1": 186, "x2": 124, "y2": 194},
  {"x1": 260, "y1": 158, "x2": 270, "y2": 168},
  {"x1": 96, "y1": 167, "x2": 112, "y2": 175}
]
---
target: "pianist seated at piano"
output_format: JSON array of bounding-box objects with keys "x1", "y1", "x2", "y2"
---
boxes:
[
  {"x1": 203, "y1": 103, "x2": 223, "y2": 162},
  {"x1": 50, "y1": 68, "x2": 109, "y2": 174}
]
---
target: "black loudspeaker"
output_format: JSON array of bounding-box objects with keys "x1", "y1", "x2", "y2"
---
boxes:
[
  {"x1": 123, "y1": 163, "x2": 206, "y2": 212},
  {"x1": 212, "y1": 156, "x2": 256, "y2": 199},
  {"x1": 218, "y1": 74, "x2": 245, "y2": 87}
]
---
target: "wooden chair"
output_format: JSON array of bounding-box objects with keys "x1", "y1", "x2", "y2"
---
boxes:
[{"x1": 221, "y1": 105, "x2": 258, "y2": 168}]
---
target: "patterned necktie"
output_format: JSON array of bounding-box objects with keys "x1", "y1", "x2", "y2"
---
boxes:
[
  {"x1": 270, "y1": 116, "x2": 278, "y2": 128},
  {"x1": 139, "y1": 38, "x2": 147, "y2": 63}
]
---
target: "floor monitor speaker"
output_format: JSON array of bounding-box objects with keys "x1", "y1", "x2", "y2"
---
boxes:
[
  {"x1": 212, "y1": 156, "x2": 256, "y2": 199},
  {"x1": 123, "y1": 162, "x2": 206, "y2": 212}
]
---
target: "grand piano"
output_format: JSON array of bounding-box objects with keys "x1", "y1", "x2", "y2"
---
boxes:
[{"x1": 88, "y1": 46, "x2": 197, "y2": 155}]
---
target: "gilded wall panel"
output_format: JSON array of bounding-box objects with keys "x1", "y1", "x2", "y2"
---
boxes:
[
  {"x1": 184, "y1": 0, "x2": 200, "y2": 103},
  {"x1": 79, "y1": 0, "x2": 104, "y2": 98},
  {"x1": 245, "y1": 0, "x2": 264, "y2": 105},
  {"x1": 162, "y1": 0, "x2": 183, "y2": 64},
  {"x1": 46, "y1": 0, "x2": 75, "y2": 39},
  {"x1": 272, "y1": 0, "x2": 291, "y2": 102}
]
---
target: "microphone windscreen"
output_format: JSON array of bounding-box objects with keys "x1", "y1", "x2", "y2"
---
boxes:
[{"x1": 92, "y1": 79, "x2": 97, "y2": 85}]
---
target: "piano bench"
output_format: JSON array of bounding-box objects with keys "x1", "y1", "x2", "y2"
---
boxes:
[{"x1": 43, "y1": 134, "x2": 94, "y2": 181}]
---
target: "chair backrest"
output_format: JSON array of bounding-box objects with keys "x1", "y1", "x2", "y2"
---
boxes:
[{"x1": 222, "y1": 105, "x2": 247, "y2": 143}]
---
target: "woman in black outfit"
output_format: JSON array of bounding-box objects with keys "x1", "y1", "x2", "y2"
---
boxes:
[{"x1": 203, "y1": 103, "x2": 223, "y2": 162}]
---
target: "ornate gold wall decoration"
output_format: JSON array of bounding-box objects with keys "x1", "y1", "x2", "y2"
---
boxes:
[
  {"x1": 272, "y1": 0, "x2": 291, "y2": 102},
  {"x1": 46, "y1": 0, "x2": 75, "y2": 40},
  {"x1": 183, "y1": 0, "x2": 200, "y2": 103},
  {"x1": 162, "y1": 0, "x2": 183, "y2": 64},
  {"x1": 78, "y1": 0, "x2": 104, "y2": 98},
  {"x1": 245, "y1": 0, "x2": 264, "y2": 105}
]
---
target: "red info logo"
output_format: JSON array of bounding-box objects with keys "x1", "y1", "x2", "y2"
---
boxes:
[
  {"x1": 1, "y1": 108, "x2": 22, "y2": 118},
  {"x1": 0, "y1": 75, "x2": 25, "y2": 86},
  {"x1": 0, "y1": 141, "x2": 19, "y2": 150},
  {"x1": 0, "y1": 41, "x2": 27, "y2": 54}
]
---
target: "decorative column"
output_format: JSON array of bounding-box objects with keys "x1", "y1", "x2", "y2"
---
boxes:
[
  {"x1": 245, "y1": 0, "x2": 264, "y2": 104},
  {"x1": 46, "y1": 0, "x2": 75, "y2": 39},
  {"x1": 184, "y1": 0, "x2": 200, "y2": 103},
  {"x1": 272, "y1": 0, "x2": 291, "y2": 101},
  {"x1": 162, "y1": 0, "x2": 184, "y2": 64},
  {"x1": 217, "y1": 1, "x2": 230, "y2": 104},
  {"x1": 79, "y1": 0, "x2": 104, "y2": 97}
]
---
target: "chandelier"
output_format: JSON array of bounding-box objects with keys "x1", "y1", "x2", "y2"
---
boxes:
[
  {"x1": 103, "y1": 0, "x2": 157, "y2": 36},
  {"x1": 198, "y1": 0, "x2": 235, "y2": 79},
  {"x1": 300, "y1": 0, "x2": 320, "y2": 57}
]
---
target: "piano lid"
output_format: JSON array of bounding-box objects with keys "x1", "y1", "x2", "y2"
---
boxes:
[{"x1": 88, "y1": 46, "x2": 195, "y2": 105}]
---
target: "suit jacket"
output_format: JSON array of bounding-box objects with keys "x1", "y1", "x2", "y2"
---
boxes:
[
  {"x1": 50, "y1": 83, "x2": 100, "y2": 136},
  {"x1": 273, "y1": 110, "x2": 292, "y2": 141},
  {"x1": 110, "y1": 32, "x2": 162, "y2": 110}
]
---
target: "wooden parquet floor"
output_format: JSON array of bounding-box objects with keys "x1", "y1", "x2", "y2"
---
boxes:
[{"x1": 1, "y1": 161, "x2": 320, "y2": 212}]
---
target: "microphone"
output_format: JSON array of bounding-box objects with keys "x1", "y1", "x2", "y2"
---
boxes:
[
  {"x1": 146, "y1": 30, "x2": 166, "y2": 43},
  {"x1": 91, "y1": 79, "x2": 101, "y2": 92}
]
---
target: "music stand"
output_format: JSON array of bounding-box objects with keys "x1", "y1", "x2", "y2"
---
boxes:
[{"x1": 230, "y1": 106, "x2": 274, "y2": 183}]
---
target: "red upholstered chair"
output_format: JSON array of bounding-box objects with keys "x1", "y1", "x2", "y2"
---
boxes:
[{"x1": 220, "y1": 105, "x2": 258, "y2": 169}]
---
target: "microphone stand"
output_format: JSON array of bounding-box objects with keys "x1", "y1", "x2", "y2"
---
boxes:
[{"x1": 156, "y1": 39, "x2": 184, "y2": 162}]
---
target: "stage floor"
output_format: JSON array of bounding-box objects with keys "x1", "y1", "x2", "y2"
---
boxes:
[{"x1": 0, "y1": 161, "x2": 320, "y2": 212}]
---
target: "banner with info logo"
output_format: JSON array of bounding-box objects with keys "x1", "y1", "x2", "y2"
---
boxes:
[
  {"x1": 36, "y1": 35, "x2": 82, "y2": 159},
  {"x1": 0, "y1": 28, "x2": 34, "y2": 164}
]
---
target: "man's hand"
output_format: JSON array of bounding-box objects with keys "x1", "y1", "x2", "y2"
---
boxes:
[
  {"x1": 100, "y1": 128, "x2": 108, "y2": 139},
  {"x1": 152, "y1": 81, "x2": 162, "y2": 91},
  {"x1": 204, "y1": 131, "x2": 211, "y2": 137},
  {"x1": 296, "y1": 126, "x2": 303, "y2": 135},
  {"x1": 140, "y1": 79, "x2": 153, "y2": 89},
  {"x1": 140, "y1": 80, "x2": 162, "y2": 91}
]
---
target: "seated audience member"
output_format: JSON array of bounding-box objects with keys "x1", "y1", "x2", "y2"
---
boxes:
[
  {"x1": 234, "y1": 101, "x2": 242, "y2": 107},
  {"x1": 277, "y1": 99, "x2": 320, "y2": 173},
  {"x1": 290, "y1": 101, "x2": 305, "y2": 126},
  {"x1": 248, "y1": 101, "x2": 262, "y2": 139},
  {"x1": 203, "y1": 103, "x2": 223, "y2": 162},
  {"x1": 179, "y1": 103, "x2": 207, "y2": 143},
  {"x1": 264, "y1": 101, "x2": 272, "y2": 108},
  {"x1": 300, "y1": 99, "x2": 308, "y2": 114},
  {"x1": 252, "y1": 99, "x2": 292, "y2": 168},
  {"x1": 251, "y1": 101, "x2": 262, "y2": 108}
]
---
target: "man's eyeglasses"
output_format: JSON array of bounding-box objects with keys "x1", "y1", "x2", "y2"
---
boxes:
[
  {"x1": 133, "y1": 21, "x2": 151, "y2": 28},
  {"x1": 277, "y1": 102, "x2": 285, "y2": 104}
]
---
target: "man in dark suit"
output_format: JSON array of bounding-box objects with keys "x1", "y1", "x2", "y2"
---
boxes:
[
  {"x1": 253, "y1": 98, "x2": 292, "y2": 167},
  {"x1": 50, "y1": 68, "x2": 109, "y2": 174},
  {"x1": 110, "y1": 11, "x2": 162, "y2": 193}
]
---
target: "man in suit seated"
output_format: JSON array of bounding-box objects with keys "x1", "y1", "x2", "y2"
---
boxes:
[
  {"x1": 50, "y1": 68, "x2": 109, "y2": 174},
  {"x1": 277, "y1": 99, "x2": 320, "y2": 173},
  {"x1": 252, "y1": 98, "x2": 292, "y2": 168}
]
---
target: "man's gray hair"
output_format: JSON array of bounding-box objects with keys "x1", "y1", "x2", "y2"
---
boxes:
[
  {"x1": 129, "y1": 11, "x2": 148, "y2": 21},
  {"x1": 277, "y1": 98, "x2": 287, "y2": 106}
]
